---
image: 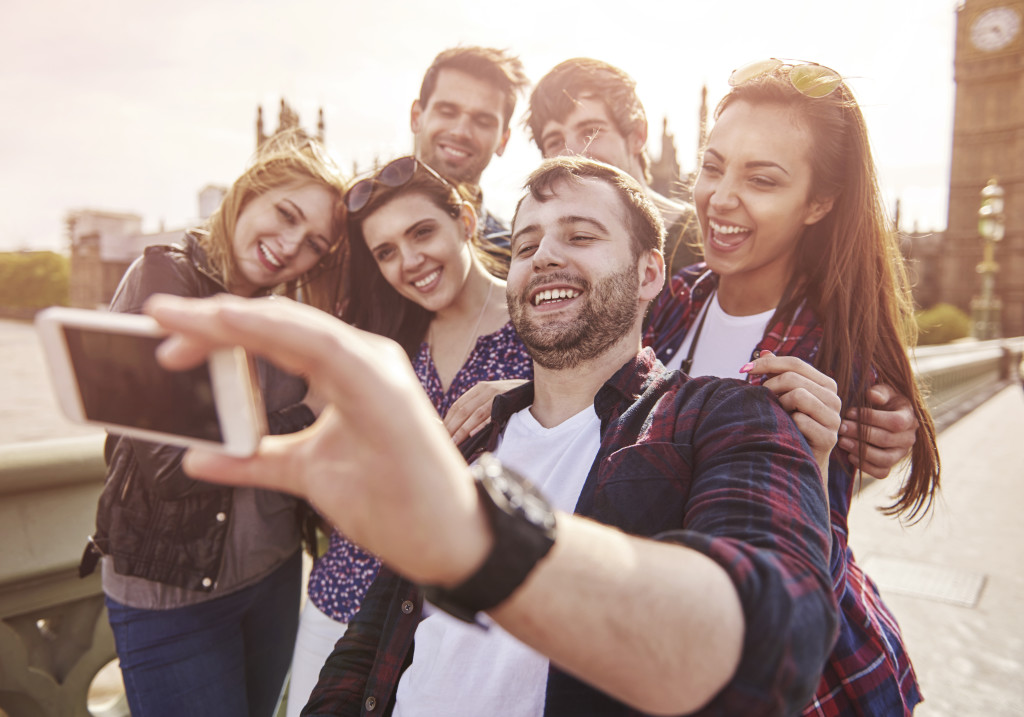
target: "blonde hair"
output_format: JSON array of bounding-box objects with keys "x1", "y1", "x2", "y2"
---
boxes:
[{"x1": 195, "y1": 129, "x2": 347, "y2": 312}]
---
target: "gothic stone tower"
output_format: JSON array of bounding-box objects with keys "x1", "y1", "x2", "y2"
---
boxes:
[{"x1": 945, "y1": 0, "x2": 1024, "y2": 336}]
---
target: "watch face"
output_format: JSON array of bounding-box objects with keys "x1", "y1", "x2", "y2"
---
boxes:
[{"x1": 971, "y1": 6, "x2": 1022, "y2": 52}]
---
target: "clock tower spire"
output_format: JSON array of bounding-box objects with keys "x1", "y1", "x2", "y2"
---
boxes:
[{"x1": 943, "y1": 0, "x2": 1024, "y2": 336}]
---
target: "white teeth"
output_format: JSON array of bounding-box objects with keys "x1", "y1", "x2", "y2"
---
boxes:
[
  {"x1": 532, "y1": 288, "x2": 581, "y2": 306},
  {"x1": 710, "y1": 220, "x2": 749, "y2": 235},
  {"x1": 259, "y1": 243, "x2": 283, "y2": 268},
  {"x1": 414, "y1": 269, "x2": 441, "y2": 288}
]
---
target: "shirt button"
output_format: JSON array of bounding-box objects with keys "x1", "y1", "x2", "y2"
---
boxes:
[
  {"x1": 201, "y1": 577, "x2": 212, "y2": 588},
  {"x1": 365, "y1": 695, "x2": 377, "y2": 711},
  {"x1": 401, "y1": 600, "x2": 414, "y2": 615},
  {"x1": 216, "y1": 512, "x2": 227, "y2": 522}
]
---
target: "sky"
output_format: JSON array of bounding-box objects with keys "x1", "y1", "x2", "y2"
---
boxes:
[{"x1": 0, "y1": 0, "x2": 959, "y2": 253}]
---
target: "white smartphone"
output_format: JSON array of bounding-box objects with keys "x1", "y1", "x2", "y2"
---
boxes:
[{"x1": 36, "y1": 306, "x2": 267, "y2": 457}]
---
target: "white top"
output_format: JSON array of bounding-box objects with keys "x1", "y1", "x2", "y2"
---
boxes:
[
  {"x1": 392, "y1": 405, "x2": 601, "y2": 717},
  {"x1": 664, "y1": 291, "x2": 774, "y2": 379}
]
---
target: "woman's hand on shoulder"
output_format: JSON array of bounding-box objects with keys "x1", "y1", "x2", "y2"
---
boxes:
[
  {"x1": 444, "y1": 379, "x2": 529, "y2": 445},
  {"x1": 838, "y1": 383, "x2": 918, "y2": 479},
  {"x1": 743, "y1": 352, "x2": 842, "y2": 485}
]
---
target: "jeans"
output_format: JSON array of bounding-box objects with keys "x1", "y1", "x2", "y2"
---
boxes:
[{"x1": 106, "y1": 550, "x2": 301, "y2": 717}]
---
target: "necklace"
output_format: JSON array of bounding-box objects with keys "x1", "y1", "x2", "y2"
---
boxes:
[
  {"x1": 430, "y1": 281, "x2": 494, "y2": 369},
  {"x1": 680, "y1": 289, "x2": 714, "y2": 375}
]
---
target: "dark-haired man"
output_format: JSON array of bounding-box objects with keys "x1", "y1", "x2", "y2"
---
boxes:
[
  {"x1": 147, "y1": 157, "x2": 837, "y2": 716},
  {"x1": 412, "y1": 46, "x2": 529, "y2": 257},
  {"x1": 526, "y1": 58, "x2": 700, "y2": 273}
]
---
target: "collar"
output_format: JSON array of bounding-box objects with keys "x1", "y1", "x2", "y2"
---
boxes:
[
  {"x1": 181, "y1": 231, "x2": 229, "y2": 291},
  {"x1": 487, "y1": 347, "x2": 663, "y2": 433}
]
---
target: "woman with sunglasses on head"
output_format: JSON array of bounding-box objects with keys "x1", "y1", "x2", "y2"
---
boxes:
[
  {"x1": 78, "y1": 129, "x2": 347, "y2": 717},
  {"x1": 642, "y1": 59, "x2": 940, "y2": 715},
  {"x1": 285, "y1": 156, "x2": 532, "y2": 717}
]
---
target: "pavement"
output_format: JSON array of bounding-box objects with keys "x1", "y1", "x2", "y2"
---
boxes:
[{"x1": 848, "y1": 383, "x2": 1024, "y2": 716}]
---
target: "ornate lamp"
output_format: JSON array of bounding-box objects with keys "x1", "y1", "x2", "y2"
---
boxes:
[{"x1": 971, "y1": 178, "x2": 1005, "y2": 340}]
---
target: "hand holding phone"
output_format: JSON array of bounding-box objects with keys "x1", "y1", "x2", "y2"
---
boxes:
[{"x1": 36, "y1": 306, "x2": 267, "y2": 456}]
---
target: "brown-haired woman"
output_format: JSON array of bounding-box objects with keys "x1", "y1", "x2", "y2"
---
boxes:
[
  {"x1": 287, "y1": 157, "x2": 532, "y2": 716},
  {"x1": 645, "y1": 59, "x2": 940, "y2": 715}
]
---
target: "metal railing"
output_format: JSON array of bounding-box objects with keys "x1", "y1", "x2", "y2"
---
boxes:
[
  {"x1": 0, "y1": 337, "x2": 1021, "y2": 716},
  {"x1": 912, "y1": 337, "x2": 1024, "y2": 429}
]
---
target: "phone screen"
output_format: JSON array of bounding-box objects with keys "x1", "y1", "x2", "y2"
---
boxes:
[{"x1": 61, "y1": 325, "x2": 224, "y2": 442}]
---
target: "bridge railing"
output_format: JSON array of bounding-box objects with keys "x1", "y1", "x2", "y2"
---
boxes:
[
  {"x1": 912, "y1": 337, "x2": 1024, "y2": 427},
  {"x1": 1, "y1": 337, "x2": 1022, "y2": 716}
]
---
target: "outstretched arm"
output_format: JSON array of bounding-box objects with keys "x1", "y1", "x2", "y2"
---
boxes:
[{"x1": 147, "y1": 293, "x2": 831, "y2": 715}]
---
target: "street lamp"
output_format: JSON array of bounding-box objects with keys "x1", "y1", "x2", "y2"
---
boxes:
[{"x1": 971, "y1": 178, "x2": 1005, "y2": 340}]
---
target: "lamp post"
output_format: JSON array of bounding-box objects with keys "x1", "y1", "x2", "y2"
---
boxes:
[{"x1": 971, "y1": 178, "x2": 1005, "y2": 340}]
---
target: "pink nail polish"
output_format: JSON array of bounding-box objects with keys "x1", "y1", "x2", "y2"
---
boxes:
[{"x1": 739, "y1": 362, "x2": 754, "y2": 373}]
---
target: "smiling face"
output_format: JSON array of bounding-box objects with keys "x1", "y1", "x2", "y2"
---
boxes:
[
  {"x1": 694, "y1": 100, "x2": 834, "y2": 311},
  {"x1": 537, "y1": 96, "x2": 645, "y2": 181},
  {"x1": 361, "y1": 192, "x2": 474, "y2": 314},
  {"x1": 230, "y1": 181, "x2": 335, "y2": 297},
  {"x1": 411, "y1": 68, "x2": 510, "y2": 186},
  {"x1": 507, "y1": 177, "x2": 661, "y2": 369}
]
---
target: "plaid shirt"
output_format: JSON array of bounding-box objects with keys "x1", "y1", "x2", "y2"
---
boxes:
[
  {"x1": 645, "y1": 265, "x2": 922, "y2": 716},
  {"x1": 303, "y1": 348, "x2": 837, "y2": 717}
]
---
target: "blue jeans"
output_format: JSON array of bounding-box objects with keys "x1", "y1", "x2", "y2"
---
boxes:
[{"x1": 106, "y1": 551, "x2": 301, "y2": 717}]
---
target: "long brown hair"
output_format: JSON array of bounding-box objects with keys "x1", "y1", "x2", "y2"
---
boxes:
[
  {"x1": 719, "y1": 66, "x2": 940, "y2": 521},
  {"x1": 342, "y1": 163, "x2": 503, "y2": 356},
  {"x1": 196, "y1": 129, "x2": 347, "y2": 312}
]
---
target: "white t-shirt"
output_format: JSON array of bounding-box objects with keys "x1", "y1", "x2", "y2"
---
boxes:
[
  {"x1": 664, "y1": 292, "x2": 774, "y2": 379},
  {"x1": 392, "y1": 405, "x2": 601, "y2": 717}
]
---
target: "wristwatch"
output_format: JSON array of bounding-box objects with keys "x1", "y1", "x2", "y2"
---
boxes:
[{"x1": 421, "y1": 453, "x2": 557, "y2": 623}]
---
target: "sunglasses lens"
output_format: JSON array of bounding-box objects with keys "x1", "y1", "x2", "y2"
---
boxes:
[
  {"x1": 378, "y1": 156, "x2": 418, "y2": 188},
  {"x1": 729, "y1": 58, "x2": 783, "y2": 87},
  {"x1": 345, "y1": 179, "x2": 373, "y2": 212},
  {"x1": 789, "y1": 65, "x2": 841, "y2": 98}
]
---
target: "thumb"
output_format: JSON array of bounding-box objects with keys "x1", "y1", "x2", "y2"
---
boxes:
[{"x1": 182, "y1": 434, "x2": 303, "y2": 497}]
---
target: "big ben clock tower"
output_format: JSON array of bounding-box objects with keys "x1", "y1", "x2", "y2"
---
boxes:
[{"x1": 944, "y1": 0, "x2": 1024, "y2": 336}]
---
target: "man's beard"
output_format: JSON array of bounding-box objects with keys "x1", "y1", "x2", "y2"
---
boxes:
[{"x1": 509, "y1": 266, "x2": 639, "y2": 371}]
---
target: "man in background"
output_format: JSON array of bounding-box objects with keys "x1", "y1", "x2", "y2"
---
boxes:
[
  {"x1": 411, "y1": 46, "x2": 529, "y2": 258},
  {"x1": 525, "y1": 57, "x2": 699, "y2": 273}
]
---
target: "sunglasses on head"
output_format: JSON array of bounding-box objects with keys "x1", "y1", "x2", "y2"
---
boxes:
[
  {"x1": 728, "y1": 58, "x2": 843, "y2": 99},
  {"x1": 344, "y1": 156, "x2": 456, "y2": 213}
]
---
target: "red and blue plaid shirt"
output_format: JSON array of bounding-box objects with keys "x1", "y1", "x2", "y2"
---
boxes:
[
  {"x1": 303, "y1": 348, "x2": 837, "y2": 716},
  {"x1": 645, "y1": 265, "x2": 922, "y2": 716}
]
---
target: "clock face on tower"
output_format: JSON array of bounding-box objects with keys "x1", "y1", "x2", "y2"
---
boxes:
[{"x1": 970, "y1": 6, "x2": 1022, "y2": 52}]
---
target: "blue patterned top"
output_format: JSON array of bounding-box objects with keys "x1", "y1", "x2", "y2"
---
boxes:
[{"x1": 306, "y1": 321, "x2": 533, "y2": 622}]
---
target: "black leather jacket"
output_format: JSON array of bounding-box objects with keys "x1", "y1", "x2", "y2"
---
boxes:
[{"x1": 79, "y1": 235, "x2": 316, "y2": 592}]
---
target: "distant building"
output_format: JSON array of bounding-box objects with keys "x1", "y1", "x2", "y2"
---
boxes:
[
  {"x1": 649, "y1": 85, "x2": 708, "y2": 205},
  {"x1": 66, "y1": 198, "x2": 219, "y2": 309},
  {"x1": 941, "y1": 0, "x2": 1024, "y2": 335},
  {"x1": 68, "y1": 99, "x2": 322, "y2": 309}
]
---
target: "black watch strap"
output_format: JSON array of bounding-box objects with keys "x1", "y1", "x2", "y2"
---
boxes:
[{"x1": 422, "y1": 454, "x2": 557, "y2": 623}]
